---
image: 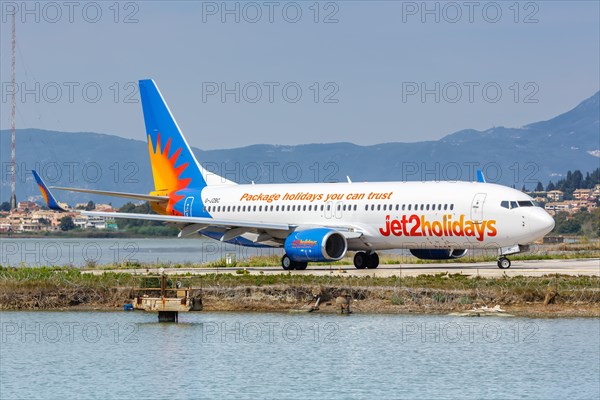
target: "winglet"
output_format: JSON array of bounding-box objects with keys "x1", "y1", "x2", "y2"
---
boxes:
[
  {"x1": 476, "y1": 170, "x2": 486, "y2": 183},
  {"x1": 32, "y1": 170, "x2": 68, "y2": 211}
]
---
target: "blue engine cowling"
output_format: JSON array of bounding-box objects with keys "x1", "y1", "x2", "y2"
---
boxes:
[
  {"x1": 284, "y1": 228, "x2": 347, "y2": 262},
  {"x1": 409, "y1": 249, "x2": 468, "y2": 260}
]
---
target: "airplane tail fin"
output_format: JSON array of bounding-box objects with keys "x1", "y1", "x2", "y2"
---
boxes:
[
  {"x1": 476, "y1": 169, "x2": 487, "y2": 183},
  {"x1": 138, "y1": 79, "x2": 234, "y2": 194},
  {"x1": 32, "y1": 170, "x2": 68, "y2": 212}
]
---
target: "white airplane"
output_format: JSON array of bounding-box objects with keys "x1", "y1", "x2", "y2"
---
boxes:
[{"x1": 33, "y1": 79, "x2": 555, "y2": 270}]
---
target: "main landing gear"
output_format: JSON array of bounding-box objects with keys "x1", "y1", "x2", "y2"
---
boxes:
[
  {"x1": 353, "y1": 252, "x2": 380, "y2": 269},
  {"x1": 497, "y1": 257, "x2": 511, "y2": 269},
  {"x1": 281, "y1": 254, "x2": 308, "y2": 271}
]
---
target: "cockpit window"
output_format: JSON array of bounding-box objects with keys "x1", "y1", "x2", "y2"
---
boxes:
[
  {"x1": 501, "y1": 200, "x2": 537, "y2": 209},
  {"x1": 517, "y1": 200, "x2": 534, "y2": 207}
]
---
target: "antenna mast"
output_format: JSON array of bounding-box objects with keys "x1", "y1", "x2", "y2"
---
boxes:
[{"x1": 9, "y1": 12, "x2": 17, "y2": 209}]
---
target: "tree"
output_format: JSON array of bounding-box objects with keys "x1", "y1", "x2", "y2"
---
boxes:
[
  {"x1": 116, "y1": 202, "x2": 163, "y2": 229},
  {"x1": 535, "y1": 181, "x2": 544, "y2": 192},
  {"x1": 114, "y1": 202, "x2": 178, "y2": 236},
  {"x1": 38, "y1": 218, "x2": 50, "y2": 226},
  {"x1": 59, "y1": 216, "x2": 76, "y2": 231},
  {"x1": 572, "y1": 170, "x2": 583, "y2": 189},
  {"x1": 546, "y1": 181, "x2": 555, "y2": 191},
  {"x1": 0, "y1": 202, "x2": 10, "y2": 212},
  {"x1": 85, "y1": 201, "x2": 95, "y2": 211}
]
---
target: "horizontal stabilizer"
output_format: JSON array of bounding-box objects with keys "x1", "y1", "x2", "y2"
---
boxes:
[{"x1": 50, "y1": 187, "x2": 169, "y2": 203}]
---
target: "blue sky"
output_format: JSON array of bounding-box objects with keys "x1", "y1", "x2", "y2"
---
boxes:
[{"x1": 1, "y1": 1, "x2": 598, "y2": 149}]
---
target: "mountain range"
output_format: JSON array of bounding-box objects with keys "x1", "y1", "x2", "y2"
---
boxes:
[{"x1": 1, "y1": 91, "x2": 598, "y2": 206}]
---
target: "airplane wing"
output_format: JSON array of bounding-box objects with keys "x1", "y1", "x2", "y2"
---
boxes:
[
  {"x1": 82, "y1": 210, "x2": 363, "y2": 240},
  {"x1": 81, "y1": 210, "x2": 290, "y2": 231},
  {"x1": 50, "y1": 187, "x2": 169, "y2": 203},
  {"x1": 33, "y1": 170, "x2": 363, "y2": 243}
]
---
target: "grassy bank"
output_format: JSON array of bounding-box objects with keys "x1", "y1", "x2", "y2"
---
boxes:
[{"x1": 1, "y1": 267, "x2": 598, "y2": 317}]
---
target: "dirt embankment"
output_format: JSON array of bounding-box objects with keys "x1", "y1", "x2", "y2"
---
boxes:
[{"x1": 1, "y1": 279, "x2": 598, "y2": 317}]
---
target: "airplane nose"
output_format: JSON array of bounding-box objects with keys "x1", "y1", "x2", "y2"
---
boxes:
[
  {"x1": 542, "y1": 211, "x2": 555, "y2": 233},
  {"x1": 531, "y1": 209, "x2": 555, "y2": 236}
]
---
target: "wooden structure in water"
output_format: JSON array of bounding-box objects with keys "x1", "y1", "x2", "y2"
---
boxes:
[{"x1": 130, "y1": 275, "x2": 203, "y2": 322}]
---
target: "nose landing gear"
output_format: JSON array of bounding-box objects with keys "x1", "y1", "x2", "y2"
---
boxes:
[{"x1": 497, "y1": 257, "x2": 511, "y2": 269}]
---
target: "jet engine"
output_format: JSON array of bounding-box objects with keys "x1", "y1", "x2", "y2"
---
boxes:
[{"x1": 284, "y1": 228, "x2": 347, "y2": 262}]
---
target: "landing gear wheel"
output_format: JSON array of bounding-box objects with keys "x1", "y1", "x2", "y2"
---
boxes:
[
  {"x1": 282, "y1": 255, "x2": 294, "y2": 270},
  {"x1": 366, "y1": 252, "x2": 380, "y2": 269},
  {"x1": 497, "y1": 257, "x2": 511, "y2": 269},
  {"x1": 295, "y1": 262, "x2": 308, "y2": 270},
  {"x1": 354, "y1": 252, "x2": 368, "y2": 269},
  {"x1": 281, "y1": 255, "x2": 308, "y2": 270}
]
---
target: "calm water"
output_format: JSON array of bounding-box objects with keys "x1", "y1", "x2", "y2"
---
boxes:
[
  {"x1": 0, "y1": 237, "x2": 285, "y2": 267},
  {"x1": 1, "y1": 312, "x2": 598, "y2": 399}
]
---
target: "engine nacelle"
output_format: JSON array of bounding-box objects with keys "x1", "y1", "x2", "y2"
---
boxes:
[
  {"x1": 284, "y1": 228, "x2": 347, "y2": 262},
  {"x1": 409, "y1": 249, "x2": 468, "y2": 260}
]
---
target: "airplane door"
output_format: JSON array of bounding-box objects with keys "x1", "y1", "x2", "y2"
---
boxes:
[
  {"x1": 470, "y1": 193, "x2": 486, "y2": 223},
  {"x1": 184, "y1": 196, "x2": 194, "y2": 217}
]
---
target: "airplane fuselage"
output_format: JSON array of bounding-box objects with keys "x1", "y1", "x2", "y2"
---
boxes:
[{"x1": 170, "y1": 180, "x2": 555, "y2": 250}]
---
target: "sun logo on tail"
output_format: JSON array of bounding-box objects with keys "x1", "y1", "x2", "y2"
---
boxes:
[{"x1": 148, "y1": 133, "x2": 191, "y2": 214}]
